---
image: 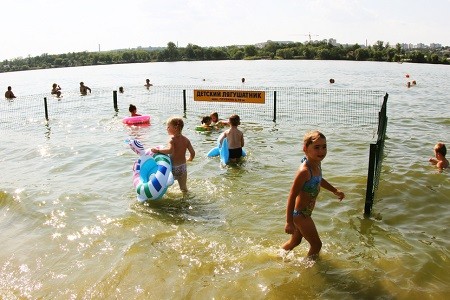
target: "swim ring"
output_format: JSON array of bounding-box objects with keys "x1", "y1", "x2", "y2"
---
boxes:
[
  {"x1": 195, "y1": 125, "x2": 213, "y2": 132},
  {"x1": 128, "y1": 139, "x2": 174, "y2": 202},
  {"x1": 123, "y1": 115, "x2": 151, "y2": 125},
  {"x1": 207, "y1": 133, "x2": 246, "y2": 165}
]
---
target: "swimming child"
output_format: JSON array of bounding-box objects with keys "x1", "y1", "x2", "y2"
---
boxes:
[
  {"x1": 129, "y1": 104, "x2": 141, "y2": 117},
  {"x1": 151, "y1": 117, "x2": 195, "y2": 193},
  {"x1": 4, "y1": 86, "x2": 16, "y2": 99},
  {"x1": 429, "y1": 142, "x2": 449, "y2": 169},
  {"x1": 201, "y1": 116, "x2": 212, "y2": 127},
  {"x1": 144, "y1": 79, "x2": 153, "y2": 88},
  {"x1": 210, "y1": 112, "x2": 229, "y2": 127},
  {"x1": 282, "y1": 130, "x2": 345, "y2": 258},
  {"x1": 51, "y1": 83, "x2": 62, "y2": 97},
  {"x1": 219, "y1": 114, "x2": 244, "y2": 163}
]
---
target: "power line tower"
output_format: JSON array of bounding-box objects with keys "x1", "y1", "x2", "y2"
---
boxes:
[{"x1": 306, "y1": 32, "x2": 319, "y2": 43}]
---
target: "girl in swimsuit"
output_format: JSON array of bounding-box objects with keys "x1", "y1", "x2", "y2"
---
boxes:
[{"x1": 282, "y1": 130, "x2": 345, "y2": 258}]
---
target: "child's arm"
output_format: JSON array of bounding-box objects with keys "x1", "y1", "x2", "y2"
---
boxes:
[
  {"x1": 219, "y1": 132, "x2": 227, "y2": 146},
  {"x1": 429, "y1": 157, "x2": 438, "y2": 165},
  {"x1": 321, "y1": 178, "x2": 345, "y2": 201},
  {"x1": 186, "y1": 140, "x2": 195, "y2": 161},
  {"x1": 285, "y1": 168, "x2": 306, "y2": 234},
  {"x1": 240, "y1": 131, "x2": 245, "y2": 148},
  {"x1": 151, "y1": 139, "x2": 173, "y2": 155}
]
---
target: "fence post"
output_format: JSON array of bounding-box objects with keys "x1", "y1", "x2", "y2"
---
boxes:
[
  {"x1": 113, "y1": 90, "x2": 118, "y2": 112},
  {"x1": 183, "y1": 89, "x2": 187, "y2": 112},
  {"x1": 364, "y1": 143, "x2": 377, "y2": 216},
  {"x1": 273, "y1": 91, "x2": 277, "y2": 122},
  {"x1": 44, "y1": 97, "x2": 49, "y2": 121}
]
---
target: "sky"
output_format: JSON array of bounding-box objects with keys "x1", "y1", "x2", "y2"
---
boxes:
[{"x1": 2, "y1": 0, "x2": 449, "y2": 61}]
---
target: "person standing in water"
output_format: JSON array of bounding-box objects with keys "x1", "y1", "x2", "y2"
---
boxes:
[
  {"x1": 282, "y1": 130, "x2": 345, "y2": 258},
  {"x1": 79, "y1": 82, "x2": 91, "y2": 95}
]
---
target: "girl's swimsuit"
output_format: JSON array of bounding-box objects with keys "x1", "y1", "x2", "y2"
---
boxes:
[{"x1": 293, "y1": 158, "x2": 322, "y2": 217}]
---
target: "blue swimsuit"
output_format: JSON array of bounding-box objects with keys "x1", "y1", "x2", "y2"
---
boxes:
[
  {"x1": 293, "y1": 158, "x2": 322, "y2": 217},
  {"x1": 302, "y1": 160, "x2": 322, "y2": 198}
]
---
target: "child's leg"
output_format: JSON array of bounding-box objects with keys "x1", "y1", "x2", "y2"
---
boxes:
[
  {"x1": 294, "y1": 216, "x2": 322, "y2": 257},
  {"x1": 177, "y1": 172, "x2": 188, "y2": 193},
  {"x1": 282, "y1": 228, "x2": 303, "y2": 250}
]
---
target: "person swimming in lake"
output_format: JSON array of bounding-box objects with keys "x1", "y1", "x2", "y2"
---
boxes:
[
  {"x1": 201, "y1": 116, "x2": 212, "y2": 128},
  {"x1": 144, "y1": 79, "x2": 153, "y2": 89},
  {"x1": 129, "y1": 104, "x2": 141, "y2": 117},
  {"x1": 5, "y1": 86, "x2": 16, "y2": 99},
  {"x1": 79, "y1": 82, "x2": 91, "y2": 95},
  {"x1": 429, "y1": 142, "x2": 449, "y2": 169},
  {"x1": 51, "y1": 83, "x2": 62, "y2": 97},
  {"x1": 210, "y1": 112, "x2": 229, "y2": 127}
]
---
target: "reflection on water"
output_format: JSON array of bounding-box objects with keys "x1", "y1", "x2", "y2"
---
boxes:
[{"x1": 0, "y1": 60, "x2": 449, "y2": 299}]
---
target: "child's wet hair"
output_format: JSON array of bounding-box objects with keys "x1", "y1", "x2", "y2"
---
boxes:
[
  {"x1": 303, "y1": 130, "x2": 326, "y2": 147},
  {"x1": 435, "y1": 142, "x2": 447, "y2": 157},
  {"x1": 229, "y1": 114, "x2": 240, "y2": 126},
  {"x1": 167, "y1": 117, "x2": 184, "y2": 131},
  {"x1": 202, "y1": 116, "x2": 212, "y2": 124},
  {"x1": 129, "y1": 104, "x2": 137, "y2": 113}
]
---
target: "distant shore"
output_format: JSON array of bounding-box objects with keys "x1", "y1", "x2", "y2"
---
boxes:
[{"x1": 1, "y1": 40, "x2": 448, "y2": 73}]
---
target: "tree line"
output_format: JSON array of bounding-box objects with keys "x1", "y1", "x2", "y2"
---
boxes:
[{"x1": 1, "y1": 40, "x2": 448, "y2": 73}]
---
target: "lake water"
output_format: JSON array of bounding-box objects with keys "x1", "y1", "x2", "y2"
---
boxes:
[{"x1": 0, "y1": 60, "x2": 449, "y2": 299}]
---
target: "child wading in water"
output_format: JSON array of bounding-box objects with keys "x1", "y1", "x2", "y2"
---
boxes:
[
  {"x1": 151, "y1": 117, "x2": 195, "y2": 193},
  {"x1": 282, "y1": 130, "x2": 345, "y2": 258},
  {"x1": 219, "y1": 114, "x2": 244, "y2": 163},
  {"x1": 429, "y1": 142, "x2": 449, "y2": 169}
]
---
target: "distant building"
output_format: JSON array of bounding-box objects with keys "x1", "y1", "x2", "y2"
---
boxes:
[{"x1": 430, "y1": 43, "x2": 442, "y2": 49}]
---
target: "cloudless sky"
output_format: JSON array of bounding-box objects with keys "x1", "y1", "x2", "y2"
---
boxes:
[{"x1": 2, "y1": 0, "x2": 449, "y2": 61}]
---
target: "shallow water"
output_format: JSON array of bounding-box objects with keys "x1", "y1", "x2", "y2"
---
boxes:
[{"x1": 0, "y1": 60, "x2": 449, "y2": 299}]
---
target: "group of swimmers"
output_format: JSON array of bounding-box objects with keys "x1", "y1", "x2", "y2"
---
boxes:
[
  {"x1": 405, "y1": 74, "x2": 417, "y2": 88},
  {"x1": 50, "y1": 82, "x2": 91, "y2": 98}
]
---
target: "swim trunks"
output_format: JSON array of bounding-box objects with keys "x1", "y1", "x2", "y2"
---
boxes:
[
  {"x1": 172, "y1": 163, "x2": 187, "y2": 179},
  {"x1": 229, "y1": 147, "x2": 243, "y2": 159}
]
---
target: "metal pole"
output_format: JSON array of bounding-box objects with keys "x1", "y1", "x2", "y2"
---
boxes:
[
  {"x1": 44, "y1": 97, "x2": 49, "y2": 121},
  {"x1": 113, "y1": 90, "x2": 118, "y2": 112},
  {"x1": 364, "y1": 143, "x2": 377, "y2": 216},
  {"x1": 183, "y1": 89, "x2": 187, "y2": 112},
  {"x1": 273, "y1": 91, "x2": 277, "y2": 122}
]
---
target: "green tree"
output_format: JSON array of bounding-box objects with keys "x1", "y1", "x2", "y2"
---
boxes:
[
  {"x1": 355, "y1": 48, "x2": 370, "y2": 61},
  {"x1": 244, "y1": 45, "x2": 257, "y2": 57}
]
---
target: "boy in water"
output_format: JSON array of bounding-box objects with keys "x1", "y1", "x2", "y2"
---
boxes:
[
  {"x1": 429, "y1": 142, "x2": 449, "y2": 169},
  {"x1": 151, "y1": 117, "x2": 195, "y2": 193},
  {"x1": 79, "y1": 82, "x2": 92, "y2": 95},
  {"x1": 219, "y1": 114, "x2": 244, "y2": 163},
  {"x1": 5, "y1": 86, "x2": 16, "y2": 99}
]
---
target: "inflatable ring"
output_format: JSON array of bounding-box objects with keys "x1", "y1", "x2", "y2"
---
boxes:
[
  {"x1": 195, "y1": 125, "x2": 213, "y2": 132},
  {"x1": 207, "y1": 133, "x2": 246, "y2": 165},
  {"x1": 128, "y1": 139, "x2": 174, "y2": 202},
  {"x1": 123, "y1": 115, "x2": 151, "y2": 125}
]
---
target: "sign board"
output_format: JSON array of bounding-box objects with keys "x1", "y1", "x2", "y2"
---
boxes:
[{"x1": 194, "y1": 90, "x2": 265, "y2": 104}]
